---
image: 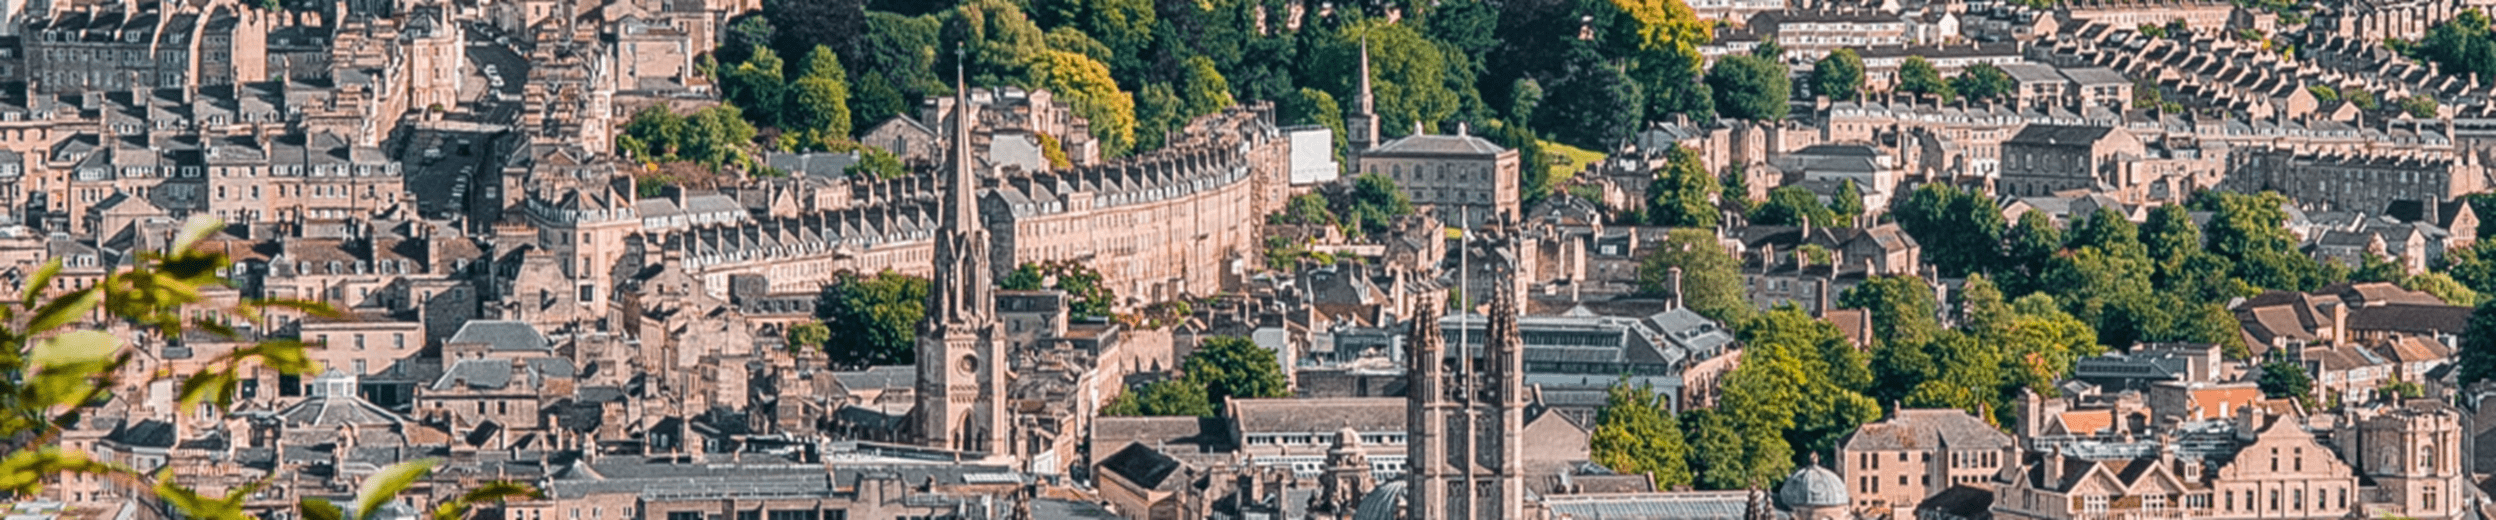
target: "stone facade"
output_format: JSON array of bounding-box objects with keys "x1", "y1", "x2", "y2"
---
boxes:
[{"x1": 1357, "y1": 127, "x2": 1520, "y2": 229}]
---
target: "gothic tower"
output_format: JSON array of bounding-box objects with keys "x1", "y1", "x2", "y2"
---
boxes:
[
  {"x1": 1404, "y1": 220, "x2": 1531, "y2": 520},
  {"x1": 916, "y1": 61, "x2": 1011, "y2": 455}
]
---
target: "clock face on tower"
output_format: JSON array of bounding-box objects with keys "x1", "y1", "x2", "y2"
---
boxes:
[{"x1": 957, "y1": 354, "x2": 980, "y2": 375}]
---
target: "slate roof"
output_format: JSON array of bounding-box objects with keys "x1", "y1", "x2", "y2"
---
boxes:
[
  {"x1": 1918, "y1": 485, "x2": 1995, "y2": 518},
  {"x1": 1539, "y1": 491, "x2": 1757, "y2": 519},
  {"x1": 108, "y1": 419, "x2": 178, "y2": 449},
  {"x1": 445, "y1": 320, "x2": 551, "y2": 352},
  {"x1": 2006, "y1": 124, "x2": 2119, "y2": 147},
  {"x1": 830, "y1": 365, "x2": 916, "y2": 394},
  {"x1": 1227, "y1": 397, "x2": 1405, "y2": 435},
  {"x1": 432, "y1": 357, "x2": 577, "y2": 391},
  {"x1": 1366, "y1": 133, "x2": 1507, "y2": 157},
  {"x1": 1842, "y1": 409, "x2": 2016, "y2": 452}
]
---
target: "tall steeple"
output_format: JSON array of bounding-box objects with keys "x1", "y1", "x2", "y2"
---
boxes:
[
  {"x1": 1347, "y1": 34, "x2": 1380, "y2": 158},
  {"x1": 916, "y1": 49, "x2": 1008, "y2": 455},
  {"x1": 928, "y1": 51, "x2": 993, "y2": 326}
]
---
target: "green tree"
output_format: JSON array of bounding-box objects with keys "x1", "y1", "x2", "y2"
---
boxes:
[
  {"x1": 1283, "y1": 88, "x2": 1349, "y2": 164},
  {"x1": 1271, "y1": 193, "x2": 1339, "y2": 227},
  {"x1": 1591, "y1": 382, "x2": 1693, "y2": 488},
  {"x1": 1706, "y1": 54, "x2": 1790, "y2": 120},
  {"x1": 619, "y1": 104, "x2": 690, "y2": 160},
  {"x1": 1646, "y1": 146, "x2": 1719, "y2": 228},
  {"x1": 2403, "y1": 95, "x2": 2441, "y2": 118},
  {"x1": 1002, "y1": 261, "x2": 1117, "y2": 318},
  {"x1": 2198, "y1": 191, "x2": 2335, "y2": 290},
  {"x1": 844, "y1": 147, "x2": 909, "y2": 178},
  {"x1": 787, "y1": 46, "x2": 855, "y2": 138},
  {"x1": 2306, "y1": 84, "x2": 2341, "y2": 103},
  {"x1": 1101, "y1": 378, "x2": 1215, "y2": 416},
  {"x1": 1538, "y1": 45, "x2": 1646, "y2": 149},
  {"x1": 1481, "y1": 122, "x2": 1557, "y2": 204},
  {"x1": 723, "y1": 45, "x2": 788, "y2": 118},
  {"x1": 1310, "y1": 22, "x2": 1460, "y2": 140},
  {"x1": 1830, "y1": 180, "x2": 1864, "y2": 219},
  {"x1": 1184, "y1": 336, "x2": 1292, "y2": 408},
  {"x1": 1839, "y1": 275, "x2": 1943, "y2": 348},
  {"x1": 1181, "y1": 55, "x2": 1237, "y2": 117},
  {"x1": 1637, "y1": 228, "x2": 1752, "y2": 323},
  {"x1": 684, "y1": 106, "x2": 760, "y2": 169},
  {"x1": 816, "y1": 271, "x2": 931, "y2": 368},
  {"x1": 2414, "y1": 9, "x2": 2496, "y2": 83},
  {"x1": 2258, "y1": 360, "x2": 2314, "y2": 399},
  {"x1": 850, "y1": 71, "x2": 908, "y2": 131},
  {"x1": 1043, "y1": 27, "x2": 1113, "y2": 69},
  {"x1": 1752, "y1": 185, "x2": 1838, "y2": 227},
  {"x1": 1897, "y1": 56, "x2": 1954, "y2": 101},
  {"x1": 1810, "y1": 48, "x2": 1865, "y2": 101},
  {"x1": 1509, "y1": 77, "x2": 1546, "y2": 123},
  {"x1": 1031, "y1": 49, "x2": 1139, "y2": 156},
  {"x1": 763, "y1": 0, "x2": 866, "y2": 68},
  {"x1": 1720, "y1": 164, "x2": 1753, "y2": 214},
  {"x1": 2460, "y1": 297, "x2": 2496, "y2": 386},
  {"x1": 1949, "y1": 63, "x2": 2015, "y2": 100},
  {"x1": 1718, "y1": 307, "x2": 1880, "y2": 484},
  {"x1": 1133, "y1": 82, "x2": 1185, "y2": 152},
  {"x1": 787, "y1": 322, "x2": 831, "y2": 351},
  {"x1": 1678, "y1": 408, "x2": 1752, "y2": 489},
  {"x1": 2348, "y1": 89, "x2": 2381, "y2": 110},
  {"x1": 1332, "y1": 173, "x2": 1418, "y2": 237},
  {"x1": 2405, "y1": 271, "x2": 2482, "y2": 306},
  {"x1": 856, "y1": 11, "x2": 946, "y2": 104},
  {"x1": 944, "y1": 0, "x2": 1050, "y2": 86},
  {"x1": 1027, "y1": 0, "x2": 1154, "y2": 76},
  {"x1": 1892, "y1": 183, "x2": 2007, "y2": 277},
  {"x1": 2001, "y1": 212, "x2": 2063, "y2": 291}
]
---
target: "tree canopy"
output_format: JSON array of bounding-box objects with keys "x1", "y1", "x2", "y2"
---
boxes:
[
  {"x1": 1811, "y1": 48, "x2": 1864, "y2": 100},
  {"x1": 1637, "y1": 228, "x2": 1751, "y2": 323},
  {"x1": 815, "y1": 271, "x2": 931, "y2": 368},
  {"x1": 1707, "y1": 54, "x2": 1791, "y2": 120}
]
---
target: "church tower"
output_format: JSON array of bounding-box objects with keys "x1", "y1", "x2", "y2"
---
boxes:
[
  {"x1": 1404, "y1": 220, "x2": 1531, "y2": 520},
  {"x1": 916, "y1": 59, "x2": 1011, "y2": 455},
  {"x1": 1346, "y1": 35, "x2": 1380, "y2": 161}
]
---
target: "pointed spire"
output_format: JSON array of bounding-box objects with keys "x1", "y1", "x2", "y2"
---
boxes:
[
  {"x1": 1357, "y1": 34, "x2": 1375, "y2": 116},
  {"x1": 950, "y1": 47, "x2": 977, "y2": 232}
]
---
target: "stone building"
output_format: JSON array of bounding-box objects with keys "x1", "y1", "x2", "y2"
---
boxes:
[
  {"x1": 2224, "y1": 147, "x2": 2488, "y2": 213},
  {"x1": 1998, "y1": 124, "x2": 2145, "y2": 197},
  {"x1": 1356, "y1": 126, "x2": 1520, "y2": 229},
  {"x1": 655, "y1": 103, "x2": 1286, "y2": 304},
  {"x1": 1837, "y1": 408, "x2": 2017, "y2": 518},
  {"x1": 2335, "y1": 400, "x2": 2470, "y2": 519},
  {"x1": 2059, "y1": 0, "x2": 2237, "y2": 32}
]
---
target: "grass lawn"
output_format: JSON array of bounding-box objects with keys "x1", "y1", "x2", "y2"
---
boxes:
[{"x1": 1538, "y1": 140, "x2": 1605, "y2": 196}]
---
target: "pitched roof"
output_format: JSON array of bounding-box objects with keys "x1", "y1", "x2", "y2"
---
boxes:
[
  {"x1": 1366, "y1": 133, "x2": 1507, "y2": 156},
  {"x1": 1227, "y1": 397, "x2": 1405, "y2": 434},
  {"x1": 2006, "y1": 124, "x2": 2119, "y2": 147},
  {"x1": 446, "y1": 320, "x2": 551, "y2": 352},
  {"x1": 1843, "y1": 409, "x2": 2016, "y2": 452}
]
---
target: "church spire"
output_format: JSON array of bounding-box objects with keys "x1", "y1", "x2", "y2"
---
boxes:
[
  {"x1": 1348, "y1": 33, "x2": 1380, "y2": 156},
  {"x1": 929, "y1": 48, "x2": 992, "y2": 327}
]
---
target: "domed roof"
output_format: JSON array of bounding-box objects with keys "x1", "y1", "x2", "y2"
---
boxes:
[{"x1": 1778, "y1": 462, "x2": 1849, "y2": 509}]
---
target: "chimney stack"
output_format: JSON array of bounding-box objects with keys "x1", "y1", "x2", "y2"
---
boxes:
[{"x1": 1667, "y1": 266, "x2": 1684, "y2": 310}]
